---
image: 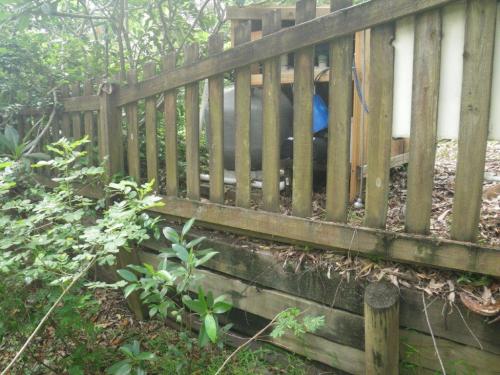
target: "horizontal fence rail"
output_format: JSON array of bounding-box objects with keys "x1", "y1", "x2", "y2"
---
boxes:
[{"x1": 22, "y1": 0, "x2": 500, "y2": 277}]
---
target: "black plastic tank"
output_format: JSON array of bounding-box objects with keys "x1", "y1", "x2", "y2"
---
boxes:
[{"x1": 202, "y1": 86, "x2": 294, "y2": 171}]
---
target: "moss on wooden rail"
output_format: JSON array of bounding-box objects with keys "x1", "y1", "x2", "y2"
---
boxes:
[{"x1": 149, "y1": 196, "x2": 500, "y2": 277}]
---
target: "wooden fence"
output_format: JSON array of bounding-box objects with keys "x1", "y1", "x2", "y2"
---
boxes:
[{"x1": 20, "y1": 0, "x2": 500, "y2": 276}]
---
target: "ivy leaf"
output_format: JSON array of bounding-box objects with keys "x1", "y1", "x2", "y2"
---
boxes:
[{"x1": 117, "y1": 269, "x2": 138, "y2": 282}]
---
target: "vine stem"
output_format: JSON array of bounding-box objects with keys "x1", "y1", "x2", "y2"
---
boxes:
[
  {"x1": 1, "y1": 257, "x2": 96, "y2": 375},
  {"x1": 214, "y1": 313, "x2": 281, "y2": 375}
]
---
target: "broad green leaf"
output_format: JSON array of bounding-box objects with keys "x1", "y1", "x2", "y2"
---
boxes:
[
  {"x1": 213, "y1": 300, "x2": 232, "y2": 314},
  {"x1": 135, "y1": 352, "x2": 156, "y2": 361},
  {"x1": 106, "y1": 360, "x2": 132, "y2": 375},
  {"x1": 194, "y1": 251, "x2": 218, "y2": 267},
  {"x1": 186, "y1": 236, "x2": 205, "y2": 249},
  {"x1": 123, "y1": 284, "x2": 138, "y2": 298},
  {"x1": 172, "y1": 243, "x2": 188, "y2": 262},
  {"x1": 182, "y1": 218, "x2": 195, "y2": 238},
  {"x1": 204, "y1": 314, "x2": 217, "y2": 343},
  {"x1": 4, "y1": 126, "x2": 19, "y2": 147},
  {"x1": 117, "y1": 269, "x2": 138, "y2": 282},
  {"x1": 182, "y1": 295, "x2": 205, "y2": 315},
  {"x1": 162, "y1": 227, "x2": 179, "y2": 243}
]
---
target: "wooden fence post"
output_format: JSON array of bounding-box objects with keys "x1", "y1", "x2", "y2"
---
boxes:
[
  {"x1": 98, "y1": 83, "x2": 145, "y2": 320},
  {"x1": 364, "y1": 282, "x2": 399, "y2": 375}
]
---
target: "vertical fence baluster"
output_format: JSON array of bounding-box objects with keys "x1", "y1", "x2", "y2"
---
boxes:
[
  {"x1": 162, "y1": 53, "x2": 178, "y2": 197},
  {"x1": 364, "y1": 24, "x2": 395, "y2": 229},
  {"x1": 51, "y1": 114, "x2": 60, "y2": 143},
  {"x1": 405, "y1": 10, "x2": 442, "y2": 234},
  {"x1": 451, "y1": 0, "x2": 497, "y2": 242},
  {"x1": 61, "y1": 85, "x2": 71, "y2": 138},
  {"x1": 326, "y1": 0, "x2": 354, "y2": 222},
  {"x1": 98, "y1": 83, "x2": 124, "y2": 177},
  {"x1": 71, "y1": 82, "x2": 82, "y2": 139},
  {"x1": 184, "y1": 44, "x2": 201, "y2": 200},
  {"x1": 83, "y1": 79, "x2": 95, "y2": 165},
  {"x1": 144, "y1": 62, "x2": 159, "y2": 191},
  {"x1": 234, "y1": 21, "x2": 252, "y2": 208},
  {"x1": 208, "y1": 33, "x2": 225, "y2": 204},
  {"x1": 126, "y1": 69, "x2": 140, "y2": 182},
  {"x1": 292, "y1": 0, "x2": 315, "y2": 218},
  {"x1": 261, "y1": 10, "x2": 282, "y2": 213}
]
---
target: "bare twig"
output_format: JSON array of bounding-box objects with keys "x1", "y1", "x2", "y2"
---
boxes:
[
  {"x1": 214, "y1": 312, "x2": 281, "y2": 375},
  {"x1": 422, "y1": 293, "x2": 446, "y2": 375},
  {"x1": 24, "y1": 90, "x2": 58, "y2": 156},
  {"x1": 0, "y1": 258, "x2": 96, "y2": 375},
  {"x1": 455, "y1": 304, "x2": 483, "y2": 350}
]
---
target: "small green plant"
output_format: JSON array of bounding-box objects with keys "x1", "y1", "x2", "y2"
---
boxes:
[
  {"x1": 0, "y1": 125, "x2": 48, "y2": 161},
  {"x1": 182, "y1": 287, "x2": 232, "y2": 346},
  {"x1": 107, "y1": 340, "x2": 156, "y2": 375},
  {"x1": 118, "y1": 218, "x2": 232, "y2": 347},
  {"x1": 270, "y1": 307, "x2": 325, "y2": 339}
]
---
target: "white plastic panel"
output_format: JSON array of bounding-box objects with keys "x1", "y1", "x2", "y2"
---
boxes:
[
  {"x1": 489, "y1": 3, "x2": 500, "y2": 140},
  {"x1": 437, "y1": 0, "x2": 466, "y2": 140},
  {"x1": 392, "y1": 16, "x2": 414, "y2": 138}
]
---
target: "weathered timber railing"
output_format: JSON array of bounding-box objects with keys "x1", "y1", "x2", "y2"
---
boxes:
[{"x1": 27, "y1": 0, "x2": 500, "y2": 276}]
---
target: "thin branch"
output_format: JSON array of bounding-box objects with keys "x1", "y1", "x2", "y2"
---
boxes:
[
  {"x1": 24, "y1": 91, "x2": 58, "y2": 155},
  {"x1": 0, "y1": 258, "x2": 96, "y2": 375},
  {"x1": 214, "y1": 313, "x2": 281, "y2": 375},
  {"x1": 422, "y1": 293, "x2": 446, "y2": 375},
  {"x1": 455, "y1": 304, "x2": 483, "y2": 350},
  {"x1": 177, "y1": 0, "x2": 211, "y2": 52}
]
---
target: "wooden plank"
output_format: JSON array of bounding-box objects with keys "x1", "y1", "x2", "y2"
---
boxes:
[
  {"x1": 400, "y1": 329, "x2": 500, "y2": 375},
  {"x1": 60, "y1": 85, "x2": 72, "y2": 138},
  {"x1": 126, "y1": 69, "x2": 140, "y2": 182},
  {"x1": 234, "y1": 21, "x2": 252, "y2": 208},
  {"x1": 261, "y1": 10, "x2": 282, "y2": 212},
  {"x1": 144, "y1": 62, "x2": 159, "y2": 191},
  {"x1": 162, "y1": 53, "x2": 178, "y2": 197},
  {"x1": 83, "y1": 80, "x2": 95, "y2": 165},
  {"x1": 62, "y1": 95, "x2": 99, "y2": 112},
  {"x1": 115, "y1": 0, "x2": 456, "y2": 107},
  {"x1": 364, "y1": 24, "x2": 395, "y2": 229},
  {"x1": 326, "y1": 0, "x2": 353, "y2": 222},
  {"x1": 71, "y1": 82, "x2": 83, "y2": 139},
  {"x1": 226, "y1": 6, "x2": 330, "y2": 21},
  {"x1": 405, "y1": 10, "x2": 442, "y2": 235},
  {"x1": 292, "y1": 0, "x2": 316, "y2": 218},
  {"x1": 138, "y1": 250, "x2": 366, "y2": 374},
  {"x1": 149, "y1": 196, "x2": 500, "y2": 277},
  {"x1": 451, "y1": 0, "x2": 497, "y2": 242},
  {"x1": 98, "y1": 83, "x2": 124, "y2": 177},
  {"x1": 184, "y1": 44, "x2": 200, "y2": 200},
  {"x1": 207, "y1": 33, "x2": 225, "y2": 204},
  {"x1": 137, "y1": 248, "x2": 500, "y2": 374},
  {"x1": 330, "y1": 0, "x2": 352, "y2": 11}
]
